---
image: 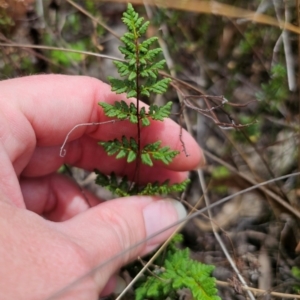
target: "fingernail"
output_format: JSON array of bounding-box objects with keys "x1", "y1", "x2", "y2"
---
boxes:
[
  {"x1": 113, "y1": 276, "x2": 126, "y2": 294},
  {"x1": 143, "y1": 199, "x2": 187, "y2": 238}
]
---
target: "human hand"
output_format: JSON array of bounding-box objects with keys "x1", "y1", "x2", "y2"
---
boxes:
[{"x1": 0, "y1": 75, "x2": 204, "y2": 299}]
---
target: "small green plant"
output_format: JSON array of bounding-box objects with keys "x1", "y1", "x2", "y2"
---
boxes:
[
  {"x1": 256, "y1": 63, "x2": 288, "y2": 112},
  {"x1": 0, "y1": 8, "x2": 15, "y2": 35},
  {"x1": 291, "y1": 266, "x2": 300, "y2": 294},
  {"x1": 95, "y1": 3, "x2": 190, "y2": 196},
  {"x1": 135, "y1": 234, "x2": 221, "y2": 300},
  {"x1": 49, "y1": 40, "x2": 86, "y2": 66},
  {"x1": 94, "y1": 4, "x2": 220, "y2": 299}
]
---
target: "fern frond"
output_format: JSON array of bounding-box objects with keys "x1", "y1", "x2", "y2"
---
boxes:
[
  {"x1": 135, "y1": 235, "x2": 221, "y2": 300},
  {"x1": 137, "y1": 20, "x2": 150, "y2": 36},
  {"x1": 148, "y1": 101, "x2": 173, "y2": 121},
  {"x1": 98, "y1": 4, "x2": 188, "y2": 199},
  {"x1": 139, "y1": 37, "x2": 158, "y2": 55},
  {"x1": 141, "y1": 48, "x2": 162, "y2": 61},
  {"x1": 99, "y1": 136, "x2": 138, "y2": 163},
  {"x1": 122, "y1": 4, "x2": 146, "y2": 39},
  {"x1": 139, "y1": 107, "x2": 150, "y2": 126},
  {"x1": 139, "y1": 37, "x2": 158, "y2": 50},
  {"x1": 119, "y1": 46, "x2": 135, "y2": 59},
  {"x1": 113, "y1": 61, "x2": 132, "y2": 77},
  {"x1": 99, "y1": 100, "x2": 172, "y2": 125},
  {"x1": 120, "y1": 36, "x2": 136, "y2": 52},
  {"x1": 143, "y1": 78, "x2": 172, "y2": 95},
  {"x1": 107, "y1": 3, "x2": 170, "y2": 98},
  {"x1": 107, "y1": 77, "x2": 136, "y2": 96},
  {"x1": 138, "y1": 179, "x2": 190, "y2": 195},
  {"x1": 95, "y1": 171, "x2": 190, "y2": 197},
  {"x1": 94, "y1": 171, "x2": 130, "y2": 197},
  {"x1": 99, "y1": 101, "x2": 137, "y2": 122},
  {"x1": 142, "y1": 140, "x2": 180, "y2": 166},
  {"x1": 140, "y1": 60, "x2": 166, "y2": 78}
]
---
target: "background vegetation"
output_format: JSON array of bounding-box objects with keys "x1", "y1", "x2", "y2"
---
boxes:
[{"x1": 1, "y1": 0, "x2": 300, "y2": 299}]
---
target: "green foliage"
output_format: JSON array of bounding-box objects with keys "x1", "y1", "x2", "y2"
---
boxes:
[
  {"x1": 256, "y1": 64, "x2": 288, "y2": 112},
  {"x1": 96, "y1": 3, "x2": 187, "y2": 196},
  {"x1": 232, "y1": 115, "x2": 261, "y2": 143},
  {"x1": 99, "y1": 136, "x2": 138, "y2": 163},
  {"x1": 238, "y1": 27, "x2": 260, "y2": 55},
  {"x1": 238, "y1": 25, "x2": 277, "y2": 57},
  {"x1": 291, "y1": 267, "x2": 300, "y2": 294},
  {"x1": 95, "y1": 171, "x2": 131, "y2": 197},
  {"x1": 99, "y1": 136, "x2": 180, "y2": 166},
  {"x1": 95, "y1": 171, "x2": 190, "y2": 197},
  {"x1": 57, "y1": 165, "x2": 67, "y2": 174},
  {"x1": 147, "y1": 101, "x2": 172, "y2": 121},
  {"x1": 99, "y1": 101, "x2": 173, "y2": 125},
  {"x1": 99, "y1": 101, "x2": 138, "y2": 122},
  {"x1": 0, "y1": 9, "x2": 15, "y2": 35},
  {"x1": 142, "y1": 141, "x2": 180, "y2": 166},
  {"x1": 135, "y1": 234, "x2": 220, "y2": 300},
  {"x1": 210, "y1": 166, "x2": 230, "y2": 194},
  {"x1": 85, "y1": 0, "x2": 97, "y2": 13},
  {"x1": 42, "y1": 9, "x2": 93, "y2": 67},
  {"x1": 94, "y1": 5, "x2": 219, "y2": 299},
  {"x1": 138, "y1": 179, "x2": 190, "y2": 196},
  {"x1": 0, "y1": 9, "x2": 14, "y2": 26},
  {"x1": 106, "y1": 3, "x2": 171, "y2": 98},
  {"x1": 44, "y1": 34, "x2": 87, "y2": 66},
  {"x1": 292, "y1": 266, "x2": 300, "y2": 278},
  {"x1": 211, "y1": 166, "x2": 230, "y2": 180}
]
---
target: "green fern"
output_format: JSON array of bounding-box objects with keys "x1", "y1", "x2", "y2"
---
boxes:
[
  {"x1": 94, "y1": 6, "x2": 220, "y2": 299},
  {"x1": 99, "y1": 136, "x2": 138, "y2": 163},
  {"x1": 99, "y1": 100, "x2": 173, "y2": 126},
  {"x1": 148, "y1": 101, "x2": 173, "y2": 121},
  {"x1": 142, "y1": 141, "x2": 179, "y2": 166},
  {"x1": 96, "y1": 3, "x2": 186, "y2": 196},
  {"x1": 256, "y1": 63, "x2": 288, "y2": 112},
  {"x1": 99, "y1": 137, "x2": 179, "y2": 166},
  {"x1": 94, "y1": 171, "x2": 131, "y2": 197},
  {"x1": 138, "y1": 179, "x2": 190, "y2": 195},
  {"x1": 95, "y1": 170, "x2": 190, "y2": 197},
  {"x1": 135, "y1": 234, "x2": 221, "y2": 300},
  {"x1": 106, "y1": 3, "x2": 171, "y2": 98},
  {"x1": 99, "y1": 101, "x2": 137, "y2": 122}
]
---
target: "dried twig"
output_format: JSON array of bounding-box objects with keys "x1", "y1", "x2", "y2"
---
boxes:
[
  {"x1": 172, "y1": 82, "x2": 257, "y2": 129},
  {"x1": 272, "y1": 0, "x2": 296, "y2": 91},
  {"x1": 216, "y1": 279, "x2": 300, "y2": 299},
  {"x1": 137, "y1": 257, "x2": 169, "y2": 282},
  {"x1": 59, "y1": 120, "x2": 121, "y2": 157},
  {"x1": 0, "y1": 43, "x2": 125, "y2": 62},
  {"x1": 198, "y1": 169, "x2": 256, "y2": 300}
]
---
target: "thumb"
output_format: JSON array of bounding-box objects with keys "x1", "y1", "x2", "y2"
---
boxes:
[{"x1": 61, "y1": 196, "x2": 186, "y2": 293}]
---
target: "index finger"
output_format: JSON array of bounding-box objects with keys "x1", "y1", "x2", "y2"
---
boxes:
[{"x1": 1, "y1": 75, "x2": 203, "y2": 176}]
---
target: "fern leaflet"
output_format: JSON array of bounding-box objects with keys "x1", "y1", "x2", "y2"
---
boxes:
[
  {"x1": 97, "y1": 4, "x2": 187, "y2": 196},
  {"x1": 142, "y1": 141, "x2": 180, "y2": 166},
  {"x1": 95, "y1": 171, "x2": 190, "y2": 197},
  {"x1": 148, "y1": 101, "x2": 172, "y2": 121},
  {"x1": 99, "y1": 136, "x2": 138, "y2": 163}
]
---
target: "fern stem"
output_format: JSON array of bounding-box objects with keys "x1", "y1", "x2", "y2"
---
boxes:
[{"x1": 134, "y1": 36, "x2": 141, "y2": 188}]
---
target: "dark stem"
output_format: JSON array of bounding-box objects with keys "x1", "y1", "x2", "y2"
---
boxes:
[
  {"x1": 179, "y1": 106, "x2": 190, "y2": 157},
  {"x1": 133, "y1": 36, "x2": 141, "y2": 189}
]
